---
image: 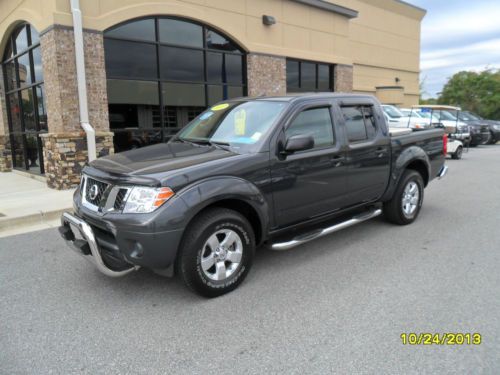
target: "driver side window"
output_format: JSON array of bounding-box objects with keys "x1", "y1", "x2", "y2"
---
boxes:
[{"x1": 285, "y1": 107, "x2": 334, "y2": 150}]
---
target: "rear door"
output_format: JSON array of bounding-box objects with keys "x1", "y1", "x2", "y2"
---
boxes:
[
  {"x1": 270, "y1": 102, "x2": 348, "y2": 228},
  {"x1": 336, "y1": 101, "x2": 391, "y2": 206}
]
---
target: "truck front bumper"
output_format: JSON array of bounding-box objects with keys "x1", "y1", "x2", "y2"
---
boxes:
[{"x1": 60, "y1": 212, "x2": 140, "y2": 277}]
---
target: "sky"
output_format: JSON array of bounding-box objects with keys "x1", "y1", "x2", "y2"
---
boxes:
[{"x1": 407, "y1": 0, "x2": 500, "y2": 98}]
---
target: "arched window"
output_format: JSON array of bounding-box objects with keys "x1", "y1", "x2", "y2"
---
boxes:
[
  {"x1": 2, "y1": 23, "x2": 46, "y2": 174},
  {"x1": 104, "y1": 17, "x2": 246, "y2": 152}
]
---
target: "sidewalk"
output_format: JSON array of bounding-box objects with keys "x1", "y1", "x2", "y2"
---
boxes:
[{"x1": 0, "y1": 172, "x2": 74, "y2": 238}]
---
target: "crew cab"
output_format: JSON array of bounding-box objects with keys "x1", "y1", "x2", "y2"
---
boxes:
[{"x1": 60, "y1": 94, "x2": 448, "y2": 297}]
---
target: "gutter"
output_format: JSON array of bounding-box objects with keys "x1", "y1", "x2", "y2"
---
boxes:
[{"x1": 70, "y1": 0, "x2": 96, "y2": 162}]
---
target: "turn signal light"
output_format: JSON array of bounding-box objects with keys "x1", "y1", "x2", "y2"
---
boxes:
[
  {"x1": 443, "y1": 134, "x2": 448, "y2": 155},
  {"x1": 154, "y1": 187, "x2": 175, "y2": 207}
]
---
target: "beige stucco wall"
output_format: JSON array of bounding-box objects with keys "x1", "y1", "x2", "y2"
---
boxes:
[{"x1": 0, "y1": 0, "x2": 425, "y2": 105}]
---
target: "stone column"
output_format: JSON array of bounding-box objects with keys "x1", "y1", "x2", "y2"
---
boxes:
[
  {"x1": 247, "y1": 53, "x2": 286, "y2": 97},
  {"x1": 39, "y1": 25, "x2": 112, "y2": 189},
  {"x1": 334, "y1": 64, "x2": 353, "y2": 92}
]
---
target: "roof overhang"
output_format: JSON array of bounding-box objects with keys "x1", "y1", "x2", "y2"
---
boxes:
[{"x1": 288, "y1": 0, "x2": 358, "y2": 19}]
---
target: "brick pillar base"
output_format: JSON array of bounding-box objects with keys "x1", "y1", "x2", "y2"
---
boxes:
[
  {"x1": 0, "y1": 135, "x2": 12, "y2": 172},
  {"x1": 40, "y1": 132, "x2": 114, "y2": 189},
  {"x1": 334, "y1": 64, "x2": 354, "y2": 92},
  {"x1": 247, "y1": 53, "x2": 286, "y2": 97}
]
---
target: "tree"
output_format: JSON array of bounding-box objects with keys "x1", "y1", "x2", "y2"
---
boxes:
[{"x1": 438, "y1": 69, "x2": 500, "y2": 120}]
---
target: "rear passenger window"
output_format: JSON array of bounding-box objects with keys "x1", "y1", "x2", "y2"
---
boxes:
[
  {"x1": 341, "y1": 105, "x2": 378, "y2": 143},
  {"x1": 286, "y1": 107, "x2": 334, "y2": 149}
]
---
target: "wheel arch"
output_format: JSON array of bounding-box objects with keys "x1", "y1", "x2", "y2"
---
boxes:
[
  {"x1": 381, "y1": 147, "x2": 431, "y2": 202},
  {"x1": 176, "y1": 177, "x2": 270, "y2": 247}
]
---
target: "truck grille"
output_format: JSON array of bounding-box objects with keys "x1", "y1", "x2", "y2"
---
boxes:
[
  {"x1": 113, "y1": 188, "x2": 129, "y2": 210},
  {"x1": 84, "y1": 177, "x2": 109, "y2": 207},
  {"x1": 81, "y1": 175, "x2": 131, "y2": 213}
]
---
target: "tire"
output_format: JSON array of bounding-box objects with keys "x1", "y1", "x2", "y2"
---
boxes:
[
  {"x1": 176, "y1": 208, "x2": 255, "y2": 297},
  {"x1": 487, "y1": 132, "x2": 497, "y2": 145},
  {"x1": 384, "y1": 170, "x2": 424, "y2": 225},
  {"x1": 451, "y1": 146, "x2": 463, "y2": 160}
]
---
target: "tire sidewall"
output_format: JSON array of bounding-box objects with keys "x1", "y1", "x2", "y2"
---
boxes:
[
  {"x1": 180, "y1": 211, "x2": 255, "y2": 296},
  {"x1": 397, "y1": 172, "x2": 424, "y2": 224}
]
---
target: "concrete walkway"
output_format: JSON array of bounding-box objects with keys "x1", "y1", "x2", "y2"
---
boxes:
[{"x1": 0, "y1": 172, "x2": 74, "y2": 238}]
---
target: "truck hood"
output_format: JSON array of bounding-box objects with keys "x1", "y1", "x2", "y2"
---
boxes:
[{"x1": 90, "y1": 141, "x2": 238, "y2": 176}]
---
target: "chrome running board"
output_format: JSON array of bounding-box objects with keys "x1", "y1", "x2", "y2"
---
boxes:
[{"x1": 270, "y1": 208, "x2": 383, "y2": 251}]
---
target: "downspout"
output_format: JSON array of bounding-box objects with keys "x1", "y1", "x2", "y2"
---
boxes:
[{"x1": 70, "y1": 0, "x2": 96, "y2": 162}]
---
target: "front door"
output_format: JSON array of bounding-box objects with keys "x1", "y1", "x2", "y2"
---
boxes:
[
  {"x1": 270, "y1": 104, "x2": 348, "y2": 228},
  {"x1": 338, "y1": 104, "x2": 391, "y2": 206}
]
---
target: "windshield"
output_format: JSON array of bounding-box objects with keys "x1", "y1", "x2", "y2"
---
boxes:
[
  {"x1": 175, "y1": 101, "x2": 288, "y2": 153},
  {"x1": 405, "y1": 110, "x2": 422, "y2": 118},
  {"x1": 459, "y1": 111, "x2": 481, "y2": 121},
  {"x1": 440, "y1": 111, "x2": 458, "y2": 121},
  {"x1": 382, "y1": 105, "x2": 404, "y2": 118}
]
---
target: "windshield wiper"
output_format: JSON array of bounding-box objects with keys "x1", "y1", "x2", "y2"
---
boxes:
[{"x1": 177, "y1": 138, "x2": 230, "y2": 149}]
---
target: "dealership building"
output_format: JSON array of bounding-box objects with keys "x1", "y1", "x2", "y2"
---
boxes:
[{"x1": 0, "y1": 0, "x2": 425, "y2": 189}]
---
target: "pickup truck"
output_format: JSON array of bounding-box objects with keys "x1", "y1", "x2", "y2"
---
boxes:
[{"x1": 60, "y1": 94, "x2": 448, "y2": 297}]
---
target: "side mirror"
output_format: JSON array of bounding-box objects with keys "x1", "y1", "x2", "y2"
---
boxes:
[{"x1": 284, "y1": 134, "x2": 314, "y2": 153}]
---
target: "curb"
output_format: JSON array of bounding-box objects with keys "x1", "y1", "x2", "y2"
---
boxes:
[{"x1": 0, "y1": 208, "x2": 71, "y2": 231}]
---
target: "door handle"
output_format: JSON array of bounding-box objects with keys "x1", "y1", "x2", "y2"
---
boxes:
[
  {"x1": 331, "y1": 156, "x2": 345, "y2": 167},
  {"x1": 376, "y1": 147, "x2": 387, "y2": 158}
]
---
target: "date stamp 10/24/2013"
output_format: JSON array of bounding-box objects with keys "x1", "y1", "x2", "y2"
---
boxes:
[{"x1": 401, "y1": 333, "x2": 482, "y2": 346}]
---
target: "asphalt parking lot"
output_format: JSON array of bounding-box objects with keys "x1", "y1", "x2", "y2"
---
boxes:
[{"x1": 1, "y1": 145, "x2": 499, "y2": 374}]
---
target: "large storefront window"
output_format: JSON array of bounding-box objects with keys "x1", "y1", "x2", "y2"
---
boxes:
[
  {"x1": 1, "y1": 23, "x2": 46, "y2": 174},
  {"x1": 286, "y1": 58, "x2": 333, "y2": 93},
  {"x1": 104, "y1": 17, "x2": 247, "y2": 152}
]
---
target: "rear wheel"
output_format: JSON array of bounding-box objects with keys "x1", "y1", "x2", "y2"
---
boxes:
[
  {"x1": 487, "y1": 132, "x2": 497, "y2": 145},
  {"x1": 176, "y1": 208, "x2": 255, "y2": 297},
  {"x1": 452, "y1": 146, "x2": 463, "y2": 159},
  {"x1": 384, "y1": 170, "x2": 424, "y2": 225}
]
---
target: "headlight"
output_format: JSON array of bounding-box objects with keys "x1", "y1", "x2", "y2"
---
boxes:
[
  {"x1": 123, "y1": 187, "x2": 175, "y2": 213},
  {"x1": 493, "y1": 125, "x2": 500, "y2": 131}
]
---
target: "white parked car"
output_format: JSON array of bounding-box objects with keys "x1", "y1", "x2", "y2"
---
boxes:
[
  {"x1": 411, "y1": 105, "x2": 471, "y2": 146},
  {"x1": 382, "y1": 105, "x2": 430, "y2": 129}
]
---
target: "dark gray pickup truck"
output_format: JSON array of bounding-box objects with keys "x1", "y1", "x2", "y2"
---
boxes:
[{"x1": 60, "y1": 93, "x2": 448, "y2": 297}]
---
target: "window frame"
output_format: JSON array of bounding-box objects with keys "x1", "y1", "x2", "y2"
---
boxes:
[
  {"x1": 103, "y1": 16, "x2": 248, "y2": 144},
  {"x1": 283, "y1": 104, "x2": 336, "y2": 153},
  {"x1": 1, "y1": 22, "x2": 46, "y2": 174},
  {"x1": 286, "y1": 58, "x2": 333, "y2": 93},
  {"x1": 341, "y1": 105, "x2": 379, "y2": 144}
]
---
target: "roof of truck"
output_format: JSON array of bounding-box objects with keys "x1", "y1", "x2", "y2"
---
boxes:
[{"x1": 234, "y1": 92, "x2": 378, "y2": 103}]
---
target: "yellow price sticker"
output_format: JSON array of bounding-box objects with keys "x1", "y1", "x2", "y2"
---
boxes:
[
  {"x1": 211, "y1": 103, "x2": 229, "y2": 111},
  {"x1": 234, "y1": 109, "x2": 246, "y2": 136}
]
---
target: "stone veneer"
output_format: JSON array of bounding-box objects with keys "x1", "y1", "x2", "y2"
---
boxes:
[
  {"x1": 334, "y1": 64, "x2": 354, "y2": 92},
  {"x1": 36, "y1": 25, "x2": 111, "y2": 189},
  {"x1": 247, "y1": 53, "x2": 286, "y2": 97},
  {"x1": 40, "y1": 25, "x2": 109, "y2": 133},
  {"x1": 40, "y1": 132, "x2": 114, "y2": 190},
  {"x1": 0, "y1": 135, "x2": 12, "y2": 172}
]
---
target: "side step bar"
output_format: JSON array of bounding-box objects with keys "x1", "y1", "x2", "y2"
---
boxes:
[{"x1": 270, "y1": 208, "x2": 382, "y2": 251}]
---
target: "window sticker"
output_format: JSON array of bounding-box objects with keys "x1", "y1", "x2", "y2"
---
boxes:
[
  {"x1": 234, "y1": 109, "x2": 246, "y2": 136},
  {"x1": 251, "y1": 132, "x2": 262, "y2": 141},
  {"x1": 211, "y1": 103, "x2": 229, "y2": 111}
]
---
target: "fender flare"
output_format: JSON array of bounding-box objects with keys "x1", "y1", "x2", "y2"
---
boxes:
[
  {"x1": 160, "y1": 176, "x2": 270, "y2": 241},
  {"x1": 381, "y1": 146, "x2": 431, "y2": 202}
]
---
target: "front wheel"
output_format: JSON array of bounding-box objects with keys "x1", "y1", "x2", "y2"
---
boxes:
[
  {"x1": 176, "y1": 208, "x2": 255, "y2": 297},
  {"x1": 452, "y1": 146, "x2": 463, "y2": 159},
  {"x1": 384, "y1": 170, "x2": 424, "y2": 225}
]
